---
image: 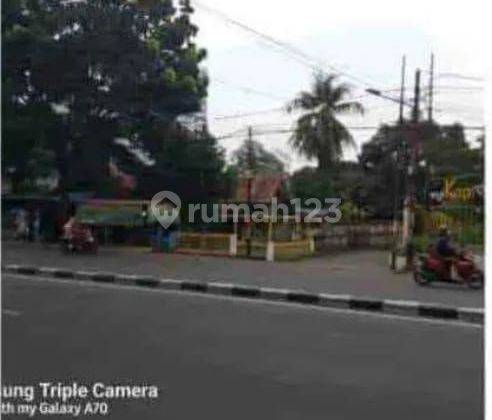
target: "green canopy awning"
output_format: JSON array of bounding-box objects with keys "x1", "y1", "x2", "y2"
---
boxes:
[{"x1": 75, "y1": 200, "x2": 156, "y2": 227}]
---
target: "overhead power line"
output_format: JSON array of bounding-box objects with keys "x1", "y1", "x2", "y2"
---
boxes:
[
  {"x1": 433, "y1": 85, "x2": 483, "y2": 91},
  {"x1": 215, "y1": 126, "x2": 383, "y2": 141},
  {"x1": 213, "y1": 107, "x2": 286, "y2": 120},
  {"x1": 193, "y1": 0, "x2": 375, "y2": 88},
  {"x1": 210, "y1": 87, "x2": 405, "y2": 121},
  {"x1": 195, "y1": 2, "x2": 484, "y2": 128},
  {"x1": 212, "y1": 78, "x2": 290, "y2": 102},
  {"x1": 434, "y1": 72, "x2": 484, "y2": 82},
  {"x1": 215, "y1": 126, "x2": 381, "y2": 141},
  {"x1": 216, "y1": 124, "x2": 485, "y2": 141}
]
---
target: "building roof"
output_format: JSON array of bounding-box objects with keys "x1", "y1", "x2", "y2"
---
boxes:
[{"x1": 235, "y1": 173, "x2": 288, "y2": 203}]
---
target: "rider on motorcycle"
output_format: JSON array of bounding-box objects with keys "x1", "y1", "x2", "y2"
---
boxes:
[
  {"x1": 435, "y1": 225, "x2": 456, "y2": 279},
  {"x1": 62, "y1": 216, "x2": 95, "y2": 249}
]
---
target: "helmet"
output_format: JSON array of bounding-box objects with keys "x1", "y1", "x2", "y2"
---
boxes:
[{"x1": 439, "y1": 225, "x2": 449, "y2": 236}]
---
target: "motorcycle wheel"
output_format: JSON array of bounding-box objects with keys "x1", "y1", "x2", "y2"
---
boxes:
[
  {"x1": 467, "y1": 272, "x2": 484, "y2": 290},
  {"x1": 60, "y1": 241, "x2": 70, "y2": 254},
  {"x1": 85, "y1": 238, "x2": 98, "y2": 254},
  {"x1": 413, "y1": 265, "x2": 431, "y2": 286}
]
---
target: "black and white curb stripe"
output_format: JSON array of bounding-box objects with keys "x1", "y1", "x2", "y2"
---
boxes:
[{"x1": 2, "y1": 264, "x2": 484, "y2": 325}]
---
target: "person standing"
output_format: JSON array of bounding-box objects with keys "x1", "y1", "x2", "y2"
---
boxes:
[
  {"x1": 33, "y1": 209, "x2": 41, "y2": 242},
  {"x1": 27, "y1": 208, "x2": 35, "y2": 242},
  {"x1": 15, "y1": 209, "x2": 28, "y2": 241}
]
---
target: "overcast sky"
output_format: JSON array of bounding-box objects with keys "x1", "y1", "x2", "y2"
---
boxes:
[{"x1": 191, "y1": 0, "x2": 486, "y2": 170}]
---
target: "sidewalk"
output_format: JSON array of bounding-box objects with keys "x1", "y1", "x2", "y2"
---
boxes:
[{"x1": 1, "y1": 241, "x2": 484, "y2": 308}]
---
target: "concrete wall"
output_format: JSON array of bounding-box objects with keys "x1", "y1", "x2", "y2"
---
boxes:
[{"x1": 313, "y1": 222, "x2": 399, "y2": 253}]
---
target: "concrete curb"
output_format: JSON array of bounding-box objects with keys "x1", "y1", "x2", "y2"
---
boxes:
[{"x1": 2, "y1": 264, "x2": 484, "y2": 325}]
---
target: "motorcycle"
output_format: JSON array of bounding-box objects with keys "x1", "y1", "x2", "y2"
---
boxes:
[
  {"x1": 413, "y1": 246, "x2": 483, "y2": 289},
  {"x1": 60, "y1": 222, "x2": 98, "y2": 254}
]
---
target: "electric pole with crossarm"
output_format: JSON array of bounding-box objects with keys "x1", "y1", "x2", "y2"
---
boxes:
[{"x1": 401, "y1": 68, "x2": 422, "y2": 266}]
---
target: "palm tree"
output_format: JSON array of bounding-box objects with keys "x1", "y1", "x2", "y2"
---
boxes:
[{"x1": 288, "y1": 73, "x2": 364, "y2": 171}]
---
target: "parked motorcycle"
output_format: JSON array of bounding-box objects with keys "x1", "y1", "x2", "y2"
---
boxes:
[
  {"x1": 60, "y1": 218, "x2": 98, "y2": 254},
  {"x1": 413, "y1": 246, "x2": 483, "y2": 289}
]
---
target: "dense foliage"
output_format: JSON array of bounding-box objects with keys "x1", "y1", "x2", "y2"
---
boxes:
[
  {"x1": 358, "y1": 121, "x2": 483, "y2": 218},
  {"x1": 2, "y1": 0, "x2": 224, "y2": 198}
]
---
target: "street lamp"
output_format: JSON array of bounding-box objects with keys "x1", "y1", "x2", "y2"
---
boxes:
[{"x1": 365, "y1": 85, "x2": 416, "y2": 270}]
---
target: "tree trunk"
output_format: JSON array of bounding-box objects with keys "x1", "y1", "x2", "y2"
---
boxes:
[{"x1": 318, "y1": 156, "x2": 332, "y2": 173}]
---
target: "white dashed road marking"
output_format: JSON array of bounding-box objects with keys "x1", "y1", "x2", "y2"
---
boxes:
[{"x1": 2, "y1": 309, "x2": 21, "y2": 317}]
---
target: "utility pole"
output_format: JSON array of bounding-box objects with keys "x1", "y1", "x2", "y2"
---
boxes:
[
  {"x1": 411, "y1": 69, "x2": 421, "y2": 123},
  {"x1": 246, "y1": 126, "x2": 254, "y2": 258},
  {"x1": 402, "y1": 69, "x2": 422, "y2": 266},
  {"x1": 398, "y1": 55, "x2": 406, "y2": 124},
  {"x1": 427, "y1": 53, "x2": 435, "y2": 121},
  {"x1": 392, "y1": 55, "x2": 406, "y2": 269}
]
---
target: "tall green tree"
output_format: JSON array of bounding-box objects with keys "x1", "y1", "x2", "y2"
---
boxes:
[
  {"x1": 2, "y1": 0, "x2": 52, "y2": 192},
  {"x1": 136, "y1": 123, "x2": 225, "y2": 202},
  {"x1": 2, "y1": 0, "x2": 215, "y2": 196},
  {"x1": 358, "y1": 121, "x2": 483, "y2": 218},
  {"x1": 288, "y1": 72, "x2": 364, "y2": 171}
]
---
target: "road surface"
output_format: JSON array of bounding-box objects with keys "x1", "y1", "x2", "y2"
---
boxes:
[
  {"x1": 1, "y1": 241, "x2": 484, "y2": 308},
  {"x1": 2, "y1": 273, "x2": 483, "y2": 419}
]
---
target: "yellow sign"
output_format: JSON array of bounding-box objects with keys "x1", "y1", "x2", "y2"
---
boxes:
[{"x1": 443, "y1": 178, "x2": 475, "y2": 203}]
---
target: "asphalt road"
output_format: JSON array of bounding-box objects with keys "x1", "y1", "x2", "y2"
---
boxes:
[
  {"x1": 2, "y1": 273, "x2": 483, "y2": 419},
  {"x1": 1, "y1": 241, "x2": 484, "y2": 308}
]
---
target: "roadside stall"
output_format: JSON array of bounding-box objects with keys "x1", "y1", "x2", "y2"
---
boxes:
[{"x1": 75, "y1": 199, "x2": 156, "y2": 246}]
